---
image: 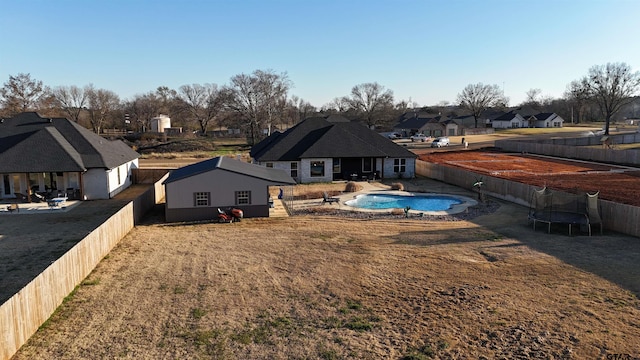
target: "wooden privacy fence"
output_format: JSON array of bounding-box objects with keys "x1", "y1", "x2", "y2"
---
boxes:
[
  {"x1": 416, "y1": 160, "x2": 640, "y2": 238},
  {"x1": 0, "y1": 204, "x2": 133, "y2": 360},
  {"x1": 495, "y1": 132, "x2": 640, "y2": 166},
  {"x1": 1, "y1": 173, "x2": 168, "y2": 360}
]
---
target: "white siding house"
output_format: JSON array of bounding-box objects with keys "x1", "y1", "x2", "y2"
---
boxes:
[
  {"x1": 251, "y1": 116, "x2": 417, "y2": 183},
  {"x1": 0, "y1": 112, "x2": 140, "y2": 201}
]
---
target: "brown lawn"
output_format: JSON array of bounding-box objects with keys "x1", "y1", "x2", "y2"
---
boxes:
[{"x1": 11, "y1": 197, "x2": 640, "y2": 359}]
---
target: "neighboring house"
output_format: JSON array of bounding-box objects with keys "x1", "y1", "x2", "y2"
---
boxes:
[
  {"x1": 393, "y1": 113, "x2": 447, "y2": 138},
  {"x1": 163, "y1": 156, "x2": 295, "y2": 222},
  {"x1": 0, "y1": 112, "x2": 139, "y2": 201},
  {"x1": 527, "y1": 113, "x2": 564, "y2": 128},
  {"x1": 491, "y1": 112, "x2": 528, "y2": 129},
  {"x1": 440, "y1": 118, "x2": 460, "y2": 137},
  {"x1": 251, "y1": 116, "x2": 417, "y2": 183},
  {"x1": 449, "y1": 114, "x2": 476, "y2": 129}
]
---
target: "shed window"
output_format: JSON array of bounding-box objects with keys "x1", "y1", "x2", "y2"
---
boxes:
[
  {"x1": 236, "y1": 190, "x2": 251, "y2": 205},
  {"x1": 194, "y1": 192, "x2": 210, "y2": 207},
  {"x1": 393, "y1": 159, "x2": 406, "y2": 173}
]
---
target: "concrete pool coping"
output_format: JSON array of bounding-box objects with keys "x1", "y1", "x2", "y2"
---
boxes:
[{"x1": 341, "y1": 190, "x2": 478, "y2": 216}]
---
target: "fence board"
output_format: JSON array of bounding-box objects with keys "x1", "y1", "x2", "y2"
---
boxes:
[
  {"x1": 416, "y1": 159, "x2": 639, "y2": 238},
  {"x1": 1, "y1": 174, "x2": 167, "y2": 360}
]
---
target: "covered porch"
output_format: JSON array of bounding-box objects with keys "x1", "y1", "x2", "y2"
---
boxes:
[
  {"x1": 332, "y1": 157, "x2": 381, "y2": 182},
  {"x1": 1, "y1": 172, "x2": 84, "y2": 203}
]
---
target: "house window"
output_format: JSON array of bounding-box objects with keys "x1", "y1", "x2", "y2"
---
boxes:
[
  {"x1": 332, "y1": 159, "x2": 341, "y2": 174},
  {"x1": 553, "y1": 121, "x2": 561, "y2": 127},
  {"x1": 290, "y1": 162, "x2": 298, "y2": 178},
  {"x1": 393, "y1": 158, "x2": 406, "y2": 173},
  {"x1": 266, "y1": 163, "x2": 273, "y2": 168},
  {"x1": 362, "y1": 158, "x2": 372, "y2": 173},
  {"x1": 3, "y1": 175, "x2": 11, "y2": 195},
  {"x1": 194, "y1": 192, "x2": 210, "y2": 207},
  {"x1": 236, "y1": 190, "x2": 251, "y2": 205},
  {"x1": 311, "y1": 161, "x2": 325, "y2": 177}
]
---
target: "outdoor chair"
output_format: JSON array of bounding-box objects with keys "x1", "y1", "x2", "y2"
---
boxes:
[
  {"x1": 14, "y1": 193, "x2": 28, "y2": 202},
  {"x1": 6, "y1": 203, "x2": 19, "y2": 213},
  {"x1": 322, "y1": 191, "x2": 340, "y2": 205}
]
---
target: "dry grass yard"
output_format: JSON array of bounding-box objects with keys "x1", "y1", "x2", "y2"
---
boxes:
[{"x1": 11, "y1": 196, "x2": 640, "y2": 359}]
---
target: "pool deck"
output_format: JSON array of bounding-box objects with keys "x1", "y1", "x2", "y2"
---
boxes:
[
  {"x1": 290, "y1": 179, "x2": 480, "y2": 215},
  {"x1": 343, "y1": 190, "x2": 477, "y2": 216}
]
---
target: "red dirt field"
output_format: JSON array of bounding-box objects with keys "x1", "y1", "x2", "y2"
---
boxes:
[{"x1": 419, "y1": 150, "x2": 640, "y2": 207}]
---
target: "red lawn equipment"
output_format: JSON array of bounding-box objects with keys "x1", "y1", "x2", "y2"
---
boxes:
[{"x1": 217, "y1": 208, "x2": 243, "y2": 223}]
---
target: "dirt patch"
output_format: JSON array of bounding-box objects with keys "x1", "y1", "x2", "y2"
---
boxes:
[
  {"x1": 11, "y1": 200, "x2": 640, "y2": 359},
  {"x1": 419, "y1": 150, "x2": 640, "y2": 207}
]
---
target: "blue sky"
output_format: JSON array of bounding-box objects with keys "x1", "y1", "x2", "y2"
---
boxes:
[{"x1": 1, "y1": 0, "x2": 639, "y2": 108}]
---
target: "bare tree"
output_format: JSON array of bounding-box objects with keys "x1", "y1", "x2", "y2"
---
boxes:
[
  {"x1": 0, "y1": 73, "x2": 45, "y2": 114},
  {"x1": 86, "y1": 85, "x2": 120, "y2": 133},
  {"x1": 177, "y1": 83, "x2": 227, "y2": 135},
  {"x1": 564, "y1": 80, "x2": 591, "y2": 123},
  {"x1": 321, "y1": 97, "x2": 350, "y2": 114},
  {"x1": 346, "y1": 82, "x2": 394, "y2": 128},
  {"x1": 51, "y1": 85, "x2": 89, "y2": 122},
  {"x1": 155, "y1": 86, "x2": 179, "y2": 117},
  {"x1": 225, "y1": 70, "x2": 292, "y2": 145},
  {"x1": 457, "y1": 83, "x2": 505, "y2": 128},
  {"x1": 126, "y1": 93, "x2": 162, "y2": 132},
  {"x1": 580, "y1": 62, "x2": 640, "y2": 135},
  {"x1": 283, "y1": 95, "x2": 316, "y2": 125},
  {"x1": 524, "y1": 88, "x2": 542, "y2": 106}
]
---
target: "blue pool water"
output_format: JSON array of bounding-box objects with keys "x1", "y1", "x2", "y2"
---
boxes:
[{"x1": 346, "y1": 193, "x2": 462, "y2": 211}]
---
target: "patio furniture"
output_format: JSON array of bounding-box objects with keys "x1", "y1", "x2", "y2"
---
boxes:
[
  {"x1": 322, "y1": 191, "x2": 340, "y2": 205},
  {"x1": 47, "y1": 196, "x2": 68, "y2": 209},
  {"x1": 14, "y1": 193, "x2": 28, "y2": 202},
  {"x1": 6, "y1": 203, "x2": 19, "y2": 213}
]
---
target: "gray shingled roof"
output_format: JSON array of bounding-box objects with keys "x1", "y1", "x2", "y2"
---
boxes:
[
  {"x1": 163, "y1": 156, "x2": 296, "y2": 185},
  {"x1": 0, "y1": 112, "x2": 139, "y2": 173},
  {"x1": 251, "y1": 116, "x2": 417, "y2": 162},
  {"x1": 531, "y1": 113, "x2": 556, "y2": 120},
  {"x1": 493, "y1": 112, "x2": 520, "y2": 121}
]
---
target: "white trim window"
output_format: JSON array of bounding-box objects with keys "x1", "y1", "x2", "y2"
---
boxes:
[
  {"x1": 332, "y1": 158, "x2": 341, "y2": 174},
  {"x1": 236, "y1": 190, "x2": 251, "y2": 205},
  {"x1": 393, "y1": 159, "x2": 406, "y2": 173},
  {"x1": 310, "y1": 161, "x2": 325, "y2": 177},
  {"x1": 194, "y1": 192, "x2": 210, "y2": 207},
  {"x1": 290, "y1": 162, "x2": 298, "y2": 178}
]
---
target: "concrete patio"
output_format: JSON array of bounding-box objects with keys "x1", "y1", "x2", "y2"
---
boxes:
[{"x1": 0, "y1": 200, "x2": 82, "y2": 214}]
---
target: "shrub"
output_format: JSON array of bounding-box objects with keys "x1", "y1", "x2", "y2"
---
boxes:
[
  {"x1": 390, "y1": 182, "x2": 404, "y2": 191},
  {"x1": 344, "y1": 182, "x2": 363, "y2": 193}
]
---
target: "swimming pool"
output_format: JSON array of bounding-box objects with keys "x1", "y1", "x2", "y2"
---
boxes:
[{"x1": 344, "y1": 192, "x2": 477, "y2": 214}]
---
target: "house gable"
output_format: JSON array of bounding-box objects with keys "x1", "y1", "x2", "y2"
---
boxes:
[
  {"x1": 252, "y1": 116, "x2": 416, "y2": 162},
  {"x1": 0, "y1": 112, "x2": 139, "y2": 172},
  {"x1": 164, "y1": 156, "x2": 295, "y2": 221}
]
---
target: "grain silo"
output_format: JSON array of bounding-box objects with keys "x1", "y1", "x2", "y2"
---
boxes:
[{"x1": 150, "y1": 115, "x2": 171, "y2": 133}]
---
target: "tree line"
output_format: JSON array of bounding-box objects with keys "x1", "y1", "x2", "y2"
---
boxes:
[{"x1": 1, "y1": 62, "x2": 639, "y2": 142}]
